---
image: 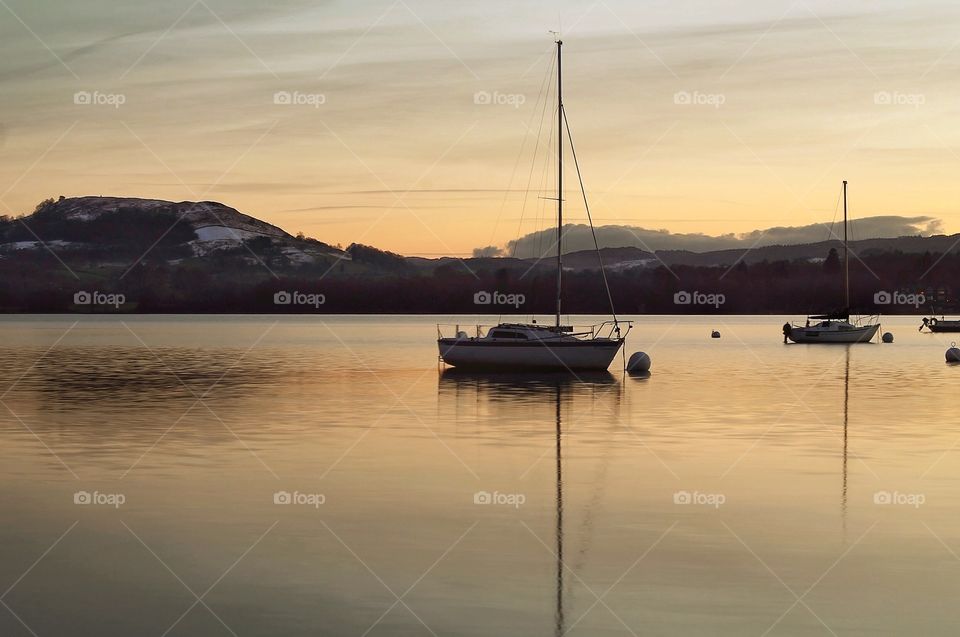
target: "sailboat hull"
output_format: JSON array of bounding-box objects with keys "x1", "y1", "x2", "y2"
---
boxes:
[
  {"x1": 438, "y1": 338, "x2": 624, "y2": 371},
  {"x1": 788, "y1": 324, "x2": 880, "y2": 343},
  {"x1": 929, "y1": 324, "x2": 960, "y2": 333},
  {"x1": 926, "y1": 321, "x2": 960, "y2": 333}
]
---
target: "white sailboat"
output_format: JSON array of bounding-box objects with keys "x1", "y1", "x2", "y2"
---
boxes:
[
  {"x1": 438, "y1": 38, "x2": 631, "y2": 371},
  {"x1": 784, "y1": 181, "x2": 880, "y2": 344}
]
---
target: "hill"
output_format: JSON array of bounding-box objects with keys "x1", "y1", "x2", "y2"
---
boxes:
[{"x1": 3, "y1": 195, "x2": 960, "y2": 314}]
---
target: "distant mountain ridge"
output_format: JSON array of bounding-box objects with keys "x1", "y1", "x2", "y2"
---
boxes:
[
  {"x1": 4, "y1": 196, "x2": 957, "y2": 271},
  {"x1": 420, "y1": 234, "x2": 960, "y2": 275},
  {"x1": 552, "y1": 233, "x2": 960, "y2": 270},
  {"x1": 3, "y1": 195, "x2": 959, "y2": 313}
]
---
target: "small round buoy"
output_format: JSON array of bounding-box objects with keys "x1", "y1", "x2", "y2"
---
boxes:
[
  {"x1": 711, "y1": 330, "x2": 721, "y2": 338},
  {"x1": 626, "y1": 351, "x2": 651, "y2": 373},
  {"x1": 947, "y1": 343, "x2": 960, "y2": 363},
  {"x1": 882, "y1": 332, "x2": 893, "y2": 343}
]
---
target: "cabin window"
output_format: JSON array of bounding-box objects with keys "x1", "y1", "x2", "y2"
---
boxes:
[{"x1": 489, "y1": 330, "x2": 527, "y2": 340}]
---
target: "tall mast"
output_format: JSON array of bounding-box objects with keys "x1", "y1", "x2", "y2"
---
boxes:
[
  {"x1": 843, "y1": 180, "x2": 849, "y2": 312},
  {"x1": 555, "y1": 38, "x2": 563, "y2": 329}
]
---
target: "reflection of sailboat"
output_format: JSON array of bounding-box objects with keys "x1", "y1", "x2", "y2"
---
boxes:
[
  {"x1": 841, "y1": 346, "x2": 850, "y2": 541},
  {"x1": 438, "y1": 369, "x2": 616, "y2": 390},
  {"x1": 437, "y1": 38, "x2": 630, "y2": 371},
  {"x1": 553, "y1": 382, "x2": 564, "y2": 637},
  {"x1": 438, "y1": 370, "x2": 617, "y2": 635},
  {"x1": 785, "y1": 181, "x2": 880, "y2": 343}
]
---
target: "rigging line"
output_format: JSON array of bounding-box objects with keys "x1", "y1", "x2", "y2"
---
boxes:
[
  {"x1": 535, "y1": 88, "x2": 557, "y2": 269},
  {"x1": 846, "y1": 184, "x2": 856, "y2": 245},
  {"x1": 512, "y1": 54, "x2": 556, "y2": 258},
  {"x1": 487, "y1": 52, "x2": 556, "y2": 250},
  {"x1": 562, "y1": 105, "x2": 619, "y2": 324},
  {"x1": 533, "y1": 103, "x2": 558, "y2": 263},
  {"x1": 826, "y1": 184, "x2": 842, "y2": 244},
  {"x1": 532, "y1": 126, "x2": 554, "y2": 265}
]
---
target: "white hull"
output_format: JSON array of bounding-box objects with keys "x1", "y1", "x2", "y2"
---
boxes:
[
  {"x1": 438, "y1": 339, "x2": 623, "y2": 371},
  {"x1": 788, "y1": 324, "x2": 879, "y2": 343}
]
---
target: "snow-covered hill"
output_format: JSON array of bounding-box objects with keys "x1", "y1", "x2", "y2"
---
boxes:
[{"x1": 3, "y1": 196, "x2": 347, "y2": 265}]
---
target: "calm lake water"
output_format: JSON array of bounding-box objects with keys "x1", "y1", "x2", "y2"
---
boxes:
[{"x1": 1, "y1": 314, "x2": 959, "y2": 636}]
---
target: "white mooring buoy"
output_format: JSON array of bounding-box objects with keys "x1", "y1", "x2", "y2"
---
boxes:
[
  {"x1": 882, "y1": 332, "x2": 893, "y2": 343},
  {"x1": 626, "y1": 352, "x2": 651, "y2": 373}
]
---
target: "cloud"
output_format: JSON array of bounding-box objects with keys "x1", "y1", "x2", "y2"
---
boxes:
[
  {"x1": 498, "y1": 216, "x2": 944, "y2": 258},
  {"x1": 472, "y1": 245, "x2": 503, "y2": 258}
]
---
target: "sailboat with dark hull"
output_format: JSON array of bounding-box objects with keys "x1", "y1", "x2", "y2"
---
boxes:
[
  {"x1": 920, "y1": 315, "x2": 960, "y2": 333},
  {"x1": 438, "y1": 38, "x2": 631, "y2": 371},
  {"x1": 785, "y1": 181, "x2": 880, "y2": 344}
]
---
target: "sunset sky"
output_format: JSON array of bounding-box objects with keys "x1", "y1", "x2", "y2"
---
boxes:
[{"x1": 2, "y1": 0, "x2": 960, "y2": 256}]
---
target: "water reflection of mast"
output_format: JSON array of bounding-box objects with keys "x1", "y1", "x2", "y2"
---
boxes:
[
  {"x1": 554, "y1": 382, "x2": 565, "y2": 637},
  {"x1": 841, "y1": 346, "x2": 850, "y2": 542},
  {"x1": 436, "y1": 371, "x2": 618, "y2": 635}
]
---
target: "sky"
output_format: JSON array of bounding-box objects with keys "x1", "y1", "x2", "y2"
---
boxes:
[{"x1": 2, "y1": 0, "x2": 960, "y2": 256}]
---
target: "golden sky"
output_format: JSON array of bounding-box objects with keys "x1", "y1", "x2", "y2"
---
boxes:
[{"x1": 2, "y1": 0, "x2": 959, "y2": 256}]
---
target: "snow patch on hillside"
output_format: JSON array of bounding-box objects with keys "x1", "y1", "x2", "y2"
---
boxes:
[
  {"x1": 189, "y1": 225, "x2": 272, "y2": 257},
  {"x1": 1, "y1": 240, "x2": 79, "y2": 251},
  {"x1": 606, "y1": 258, "x2": 660, "y2": 271},
  {"x1": 280, "y1": 245, "x2": 314, "y2": 264},
  {"x1": 194, "y1": 226, "x2": 262, "y2": 242}
]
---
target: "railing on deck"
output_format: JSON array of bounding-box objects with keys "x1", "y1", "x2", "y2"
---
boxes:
[{"x1": 437, "y1": 320, "x2": 632, "y2": 341}]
